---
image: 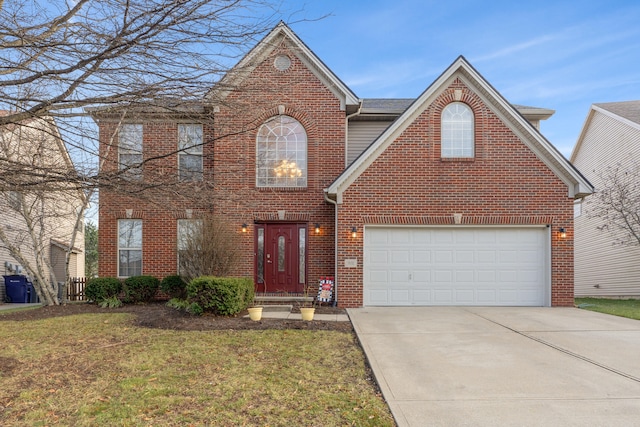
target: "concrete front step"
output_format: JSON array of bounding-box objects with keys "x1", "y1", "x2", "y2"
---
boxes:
[
  {"x1": 255, "y1": 295, "x2": 313, "y2": 304},
  {"x1": 261, "y1": 305, "x2": 293, "y2": 313}
]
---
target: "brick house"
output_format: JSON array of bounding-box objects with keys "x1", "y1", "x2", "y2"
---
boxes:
[{"x1": 93, "y1": 22, "x2": 592, "y2": 307}]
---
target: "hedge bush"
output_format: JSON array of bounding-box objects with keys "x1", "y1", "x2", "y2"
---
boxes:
[
  {"x1": 160, "y1": 275, "x2": 188, "y2": 299},
  {"x1": 186, "y1": 276, "x2": 254, "y2": 316},
  {"x1": 85, "y1": 277, "x2": 122, "y2": 304},
  {"x1": 123, "y1": 275, "x2": 160, "y2": 303}
]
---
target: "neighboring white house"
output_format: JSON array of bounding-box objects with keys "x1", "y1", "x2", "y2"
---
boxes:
[
  {"x1": 571, "y1": 101, "x2": 640, "y2": 297},
  {"x1": 0, "y1": 113, "x2": 85, "y2": 303}
]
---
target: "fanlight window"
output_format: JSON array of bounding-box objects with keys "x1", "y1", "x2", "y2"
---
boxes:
[
  {"x1": 441, "y1": 102, "x2": 474, "y2": 158},
  {"x1": 256, "y1": 115, "x2": 307, "y2": 187}
]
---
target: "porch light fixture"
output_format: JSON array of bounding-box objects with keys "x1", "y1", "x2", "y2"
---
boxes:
[
  {"x1": 314, "y1": 223, "x2": 321, "y2": 234},
  {"x1": 558, "y1": 227, "x2": 566, "y2": 239},
  {"x1": 242, "y1": 223, "x2": 248, "y2": 233},
  {"x1": 351, "y1": 227, "x2": 357, "y2": 238}
]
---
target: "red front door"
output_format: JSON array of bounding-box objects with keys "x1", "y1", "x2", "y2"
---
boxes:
[{"x1": 256, "y1": 223, "x2": 306, "y2": 293}]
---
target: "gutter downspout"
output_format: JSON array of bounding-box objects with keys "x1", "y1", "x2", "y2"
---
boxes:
[
  {"x1": 324, "y1": 191, "x2": 339, "y2": 307},
  {"x1": 345, "y1": 100, "x2": 363, "y2": 168},
  {"x1": 325, "y1": 100, "x2": 362, "y2": 306}
]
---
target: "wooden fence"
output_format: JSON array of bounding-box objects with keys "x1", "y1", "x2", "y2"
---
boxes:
[{"x1": 68, "y1": 277, "x2": 86, "y2": 301}]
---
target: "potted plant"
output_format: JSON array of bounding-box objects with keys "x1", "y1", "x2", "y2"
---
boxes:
[
  {"x1": 247, "y1": 282, "x2": 264, "y2": 321},
  {"x1": 300, "y1": 285, "x2": 316, "y2": 321}
]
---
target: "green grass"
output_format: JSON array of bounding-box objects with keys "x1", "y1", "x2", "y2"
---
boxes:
[
  {"x1": 0, "y1": 313, "x2": 395, "y2": 426},
  {"x1": 575, "y1": 297, "x2": 640, "y2": 320},
  {"x1": 0, "y1": 304, "x2": 43, "y2": 315}
]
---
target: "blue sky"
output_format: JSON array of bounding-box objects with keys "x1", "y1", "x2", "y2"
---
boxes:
[{"x1": 275, "y1": 0, "x2": 640, "y2": 157}]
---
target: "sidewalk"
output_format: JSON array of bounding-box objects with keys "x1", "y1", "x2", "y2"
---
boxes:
[{"x1": 0, "y1": 303, "x2": 42, "y2": 311}]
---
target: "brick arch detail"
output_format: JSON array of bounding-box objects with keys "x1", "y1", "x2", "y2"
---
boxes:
[
  {"x1": 429, "y1": 78, "x2": 491, "y2": 159},
  {"x1": 254, "y1": 107, "x2": 318, "y2": 138}
]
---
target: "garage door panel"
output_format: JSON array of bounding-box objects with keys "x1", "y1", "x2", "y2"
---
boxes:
[
  {"x1": 413, "y1": 290, "x2": 432, "y2": 303},
  {"x1": 476, "y1": 251, "x2": 496, "y2": 263},
  {"x1": 436, "y1": 251, "x2": 453, "y2": 263},
  {"x1": 434, "y1": 289, "x2": 454, "y2": 302},
  {"x1": 390, "y1": 230, "x2": 411, "y2": 244},
  {"x1": 455, "y1": 250, "x2": 474, "y2": 263},
  {"x1": 370, "y1": 250, "x2": 389, "y2": 264},
  {"x1": 477, "y1": 290, "x2": 497, "y2": 303},
  {"x1": 390, "y1": 290, "x2": 410, "y2": 304},
  {"x1": 434, "y1": 270, "x2": 453, "y2": 283},
  {"x1": 391, "y1": 250, "x2": 410, "y2": 263},
  {"x1": 413, "y1": 270, "x2": 431, "y2": 282},
  {"x1": 364, "y1": 227, "x2": 548, "y2": 306},
  {"x1": 455, "y1": 270, "x2": 474, "y2": 282},
  {"x1": 455, "y1": 289, "x2": 475, "y2": 303},
  {"x1": 412, "y1": 250, "x2": 430, "y2": 263},
  {"x1": 390, "y1": 270, "x2": 410, "y2": 282},
  {"x1": 477, "y1": 270, "x2": 496, "y2": 282}
]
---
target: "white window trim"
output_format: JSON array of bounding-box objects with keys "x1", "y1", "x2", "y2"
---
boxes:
[
  {"x1": 118, "y1": 219, "x2": 142, "y2": 278},
  {"x1": 441, "y1": 102, "x2": 474, "y2": 158},
  {"x1": 118, "y1": 124, "x2": 143, "y2": 177},
  {"x1": 178, "y1": 124, "x2": 203, "y2": 181},
  {"x1": 256, "y1": 115, "x2": 308, "y2": 188},
  {"x1": 177, "y1": 218, "x2": 203, "y2": 274}
]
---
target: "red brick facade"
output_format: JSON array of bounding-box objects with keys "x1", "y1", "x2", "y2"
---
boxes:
[
  {"x1": 97, "y1": 42, "x2": 343, "y2": 292},
  {"x1": 334, "y1": 79, "x2": 574, "y2": 307},
  {"x1": 96, "y1": 24, "x2": 584, "y2": 308}
]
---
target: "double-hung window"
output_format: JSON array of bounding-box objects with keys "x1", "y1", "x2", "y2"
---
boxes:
[
  {"x1": 177, "y1": 218, "x2": 203, "y2": 274},
  {"x1": 178, "y1": 124, "x2": 203, "y2": 181},
  {"x1": 118, "y1": 219, "x2": 142, "y2": 277},
  {"x1": 441, "y1": 103, "x2": 474, "y2": 158},
  {"x1": 118, "y1": 124, "x2": 143, "y2": 178}
]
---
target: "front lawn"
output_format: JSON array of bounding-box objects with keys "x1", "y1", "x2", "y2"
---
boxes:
[
  {"x1": 575, "y1": 297, "x2": 640, "y2": 321},
  {"x1": 0, "y1": 312, "x2": 394, "y2": 426}
]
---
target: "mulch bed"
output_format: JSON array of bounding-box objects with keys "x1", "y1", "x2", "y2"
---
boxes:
[{"x1": 0, "y1": 302, "x2": 354, "y2": 332}]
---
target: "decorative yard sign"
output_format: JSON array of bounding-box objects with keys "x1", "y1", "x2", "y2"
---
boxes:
[{"x1": 317, "y1": 277, "x2": 334, "y2": 303}]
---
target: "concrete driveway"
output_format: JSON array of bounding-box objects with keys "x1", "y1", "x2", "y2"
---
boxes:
[{"x1": 347, "y1": 307, "x2": 640, "y2": 427}]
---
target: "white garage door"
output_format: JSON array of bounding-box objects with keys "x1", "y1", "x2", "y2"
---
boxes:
[{"x1": 364, "y1": 227, "x2": 549, "y2": 306}]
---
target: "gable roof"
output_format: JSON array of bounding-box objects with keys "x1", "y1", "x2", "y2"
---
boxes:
[
  {"x1": 327, "y1": 56, "x2": 593, "y2": 201},
  {"x1": 570, "y1": 101, "x2": 640, "y2": 163},
  {"x1": 594, "y1": 101, "x2": 640, "y2": 125},
  {"x1": 207, "y1": 21, "x2": 359, "y2": 111}
]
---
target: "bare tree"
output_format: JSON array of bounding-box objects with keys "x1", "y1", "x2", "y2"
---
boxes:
[
  {"x1": 0, "y1": 0, "x2": 292, "y2": 304},
  {"x1": 177, "y1": 214, "x2": 238, "y2": 282},
  {"x1": 590, "y1": 162, "x2": 640, "y2": 246}
]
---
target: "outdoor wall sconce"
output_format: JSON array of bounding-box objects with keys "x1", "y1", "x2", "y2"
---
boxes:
[
  {"x1": 242, "y1": 223, "x2": 248, "y2": 233},
  {"x1": 314, "y1": 223, "x2": 321, "y2": 234},
  {"x1": 351, "y1": 227, "x2": 357, "y2": 238},
  {"x1": 558, "y1": 227, "x2": 566, "y2": 239}
]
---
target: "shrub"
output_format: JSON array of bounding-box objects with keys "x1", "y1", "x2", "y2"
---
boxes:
[
  {"x1": 99, "y1": 296, "x2": 123, "y2": 308},
  {"x1": 160, "y1": 275, "x2": 188, "y2": 299},
  {"x1": 85, "y1": 277, "x2": 122, "y2": 304},
  {"x1": 123, "y1": 275, "x2": 160, "y2": 303},
  {"x1": 186, "y1": 276, "x2": 254, "y2": 316}
]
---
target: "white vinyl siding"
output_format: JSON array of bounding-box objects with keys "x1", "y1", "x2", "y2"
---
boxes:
[
  {"x1": 364, "y1": 226, "x2": 549, "y2": 306},
  {"x1": 347, "y1": 121, "x2": 393, "y2": 166},
  {"x1": 573, "y1": 111, "x2": 640, "y2": 297}
]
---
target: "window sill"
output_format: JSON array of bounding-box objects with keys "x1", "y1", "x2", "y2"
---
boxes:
[
  {"x1": 440, "y1": 157, "x2": 475, "y2": 162},
  {"x1": 257, "y1": 186, "x2": 308, "y2": 192}
]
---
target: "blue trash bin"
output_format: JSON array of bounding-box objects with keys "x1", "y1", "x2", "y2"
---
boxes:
[
  {"x1": 26, "y1": 281, "x2": 39, "y2": 303},
  {"x1": 3, "y1": 275, "x2": 28, "y2": 303}
]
